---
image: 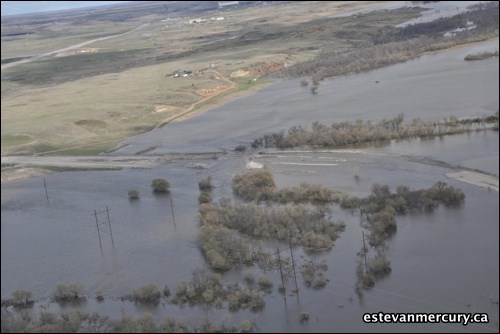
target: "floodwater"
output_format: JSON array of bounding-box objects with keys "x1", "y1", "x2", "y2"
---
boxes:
[
  {"x1": 328, "y1": 1, "x2": 485, "y2": 25},
  {"x1": 111, "y1": 39, "x2": 498, "y2": 155},
  {"x1": 2, "y1": 41, "x2": 499, "y2": 332}
]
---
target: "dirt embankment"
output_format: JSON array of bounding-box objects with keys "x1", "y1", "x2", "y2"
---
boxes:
[
  {"x1": 230, "y1": 62, "x2": 284, "y2": 78},
  {"x1": 446, "y1": 171, "x2": 499, "y2": 192}
]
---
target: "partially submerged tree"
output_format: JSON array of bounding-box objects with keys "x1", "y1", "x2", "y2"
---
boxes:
[
  {"x1": 198, "y1": 176, "x2": 213, "y2": 192},
  {"x1": 11, "y1": 290, "x2": 33, "y2": 307},
  {"x1": 54, "y1": 283, "x2": 85, "y2": 303},
  {"x1": 151, "y1": 178, "x2": 170, "y2": 193},
  {"x1": 128, "y1": 189, "x2": 140, "y2": 200},
  {"x1": 131, "y1": 284, "x2": 161, "y2": 304}
]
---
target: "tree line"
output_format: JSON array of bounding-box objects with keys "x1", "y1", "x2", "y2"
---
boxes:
[
  {"x1": 281, "y1": 2, "x2": 498, "y2": 85},
  {"x1": 251, "y1": 113, "x2": 498, "y2": 149}
]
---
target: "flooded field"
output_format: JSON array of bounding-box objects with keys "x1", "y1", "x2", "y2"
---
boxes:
[
  {"x1": 111, "y1": 39, "x2": 498, "y2": 155},
  {"x1": 2, "y1": 39, "x2": 499, "y2": 332}
]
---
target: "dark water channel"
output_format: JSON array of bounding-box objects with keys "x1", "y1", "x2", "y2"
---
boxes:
[{"x1": 1, "y1": 41, "x2": 499, "y2": 332}]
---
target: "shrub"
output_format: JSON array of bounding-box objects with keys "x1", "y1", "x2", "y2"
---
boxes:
[
  {"x1": 151, "y1": 178, "x2": 170, "y2": 193},
  {"x1": 257, "y1": 276, "x2": 273, "y2": 292},
  {"x1": 300, "y1": 312, "x2": 310, "y2": 323},
  {"x1": 243, "y1": 269, "x2": 255, "y2": 285},
  {"x1": 232, "y1": 170, "x2": 276, "y2": 201},
  {"x1": 198, "y1": 176, "x2": 213, "y2": 191},
  {"x1": 464, "y1": 51, "x2": 499, "y2": 61},
  {"x1": 198, "y1": 225, "x2": 255, "y2": 271},
  {"x1": 54, "y1": 283, "x2": 84, "y2": 303},
  {"x1": 227, "y1": 288, "x2": 264, "y2": 312},
  {"x1": 171, "y1": 268, "x2": 225, "y2": 307},
  {"x1": 128, "y1": 189, "x2": 139, "y2": 200},
  {"x1": 198, "y1": 192, "x2": 212, "y2": 204},
  {"x1": 95, "y1": 290, "x2": 104, "y2": 302},
  {"x1": 11, "y1": 290, "x2": 33, "y2": 307},
  {"x1": 199, "y1": 201, "x2": 344, "y2": 254},
  {"x1": 234, "y1": 144, "x2": 247, "y2": 152},
  {"x1": 163, "y1": 285, "x2": 171, "y2": 298},
  {"x1": 368, "y1": 256, "x2": 391, "y2": 277},
  {"x1": 114, "y1": 313, "x2": 157, "y2": 333},
  {"x1": 312, "y1": 276, "x2": 327, "y2": 289},
  {"x1": 300, "y1": 79, "x2": 309, "y2": 87},
  {"x1": 131, "y1": 284, "x2": 161, "y2": 304},
  {"x1": 353, "y1": 166, "x2": 360, "y2": 181},
  {"x1": 360, "y1": 274, "x2": 375, "y2": 288},
  {"x1": 239, "y1": 320, "x2": 253, "y2": 332}
]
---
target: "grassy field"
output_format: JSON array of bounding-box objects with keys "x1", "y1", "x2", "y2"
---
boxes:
[{"x1": 1, "y1": 1, "x2": 427, "y2": 156}]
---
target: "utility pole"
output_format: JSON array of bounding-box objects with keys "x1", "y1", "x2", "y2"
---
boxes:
[
  {"x1": 170, "y1": 198, "x2": 176, "y2": 227},
  {"x1": 288, "y1": 239, "x2": 299, "y2": 295},
  {"x1": 106, "y1": 206, "x2": 115, "y2": 247},
  {"x1": 94, "y1": 209, "x2": 103, "y2": 250},
  {"x1": 276, "y1": 247, "x2": 286, "y2": 302},
  {"x1": 362, "y1": 231, "x2": 368, "y2": 274},
  {"x1": 43, "y1": 178, "x2": 49, "y2": 203}
]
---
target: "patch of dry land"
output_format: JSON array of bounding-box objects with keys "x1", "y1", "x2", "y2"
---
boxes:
[
  {"x1": 446, "y1": 171, "x2": 499, "y2": 192},
  {"x1": 1, "y1": 1, "x2": 424, "y2": 156}
]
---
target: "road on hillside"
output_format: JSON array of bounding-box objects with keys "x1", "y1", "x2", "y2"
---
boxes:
[{"x1": 1, "y1": 23, "x2": 149, "y2": 70}]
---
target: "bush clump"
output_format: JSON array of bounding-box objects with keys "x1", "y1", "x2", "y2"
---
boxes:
[
  {"x1": 95, "y1": 290, "x2": 104, "y2": 302},
  {"x1": 11, "y1": 290, "x2": 34, "y2": 307},
  {"x1": 227, "y1": 288, "x2": 265, "y2": 312},
  {"x1": 301, "y1": 259, "x2": 329, "y2": 289},
  {"x1": 367, "y1": 255, "x2": 392, "y2": 278},
  {"x1": 198, "y1": 191, "x2": 212, "y2": 204},
  {"x1": 128, "y1": 189, "x2": 139, "y2": 200},
  {"x1": 131, "y1": 284, "x2": 161, "y2": 304},
  {"x1": 234, "y1": 144, "x2": 247, "y2": 152},
  {"x1": 243, "y1": 269, "x2": 255, "y2": 285},
  {"x1": 198, "y1": 176, "x2": 213, "y2": 191},
  {"x1": 232, "y1": 170, "x2": 276, "y2": 201},
  {"x1": 54, "y1": 283, "x2": 85, "y2": 303},
  {"x1": 300, "y1": 312, "x2": 310, "y2": 323},
  {"x1": 199, "y1": 224, "x2": 257, "y2": 271},
  {"x1": 199, "y1": 200, "x2": 345, "y2": 256},
  {"x1": 232, "y1": 170, "x2": 341, "y2": 204},
  {"x1": 257, "y1": 276, "x2": 273, "y2": 292},
  {"x1": 151, "y1": 178, "x2": 170, "y2": 193}
]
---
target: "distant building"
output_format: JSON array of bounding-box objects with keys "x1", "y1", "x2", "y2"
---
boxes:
[
  {"x1": 173, "y1": 70, "x2": 193, "y2": 78},
  {"x1": 188, "y1": 18, "x2": 206, "y2": 24},
  {"x1": 218, "y1": 1, "x2": 239, "y2": 8}
]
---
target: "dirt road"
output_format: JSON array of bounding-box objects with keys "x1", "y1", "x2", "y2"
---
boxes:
[
  {"x1": 1, "y1": 23, "x2": 149, "y2": 70},
  {"x1": 446, "y1": 171, "x2": 499, "y2": 192},
  {"x1": 1, "y1": 155, "x2": 162, "y2": 169},
  {"x1": 154, "y1": 69, "x2": 237, "y2": 128}
]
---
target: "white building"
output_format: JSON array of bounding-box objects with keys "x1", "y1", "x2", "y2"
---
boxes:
[{"x1": 218, "y1": 1, "x2": 239, "y2": 8}]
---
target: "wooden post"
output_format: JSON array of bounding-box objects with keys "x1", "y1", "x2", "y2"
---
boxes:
[
  {"x1": 170, "y1": 198, "x2": 176, "y2": 227},
  {"x1": 43, "y1": 178, "x2": 49, "y2": 203},
  {"x1": 362, "y1": 231, "x2": 369, "y2": 274},
  {"x1": 277, "y1": 247, "x2": 286, "y2": 301},
  {"x1": 289, "y1": 239, "x2": 299, "y2": 295},
  {"x1": 94, "y1": 209, "x2": 103, "y2": 250},
  {"x1": 106, "y1": 206, "x2": 115, "y2": 247}
]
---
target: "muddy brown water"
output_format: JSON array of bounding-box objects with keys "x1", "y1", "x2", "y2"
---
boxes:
[{"x1": 2, "y1": 40, "x2": 498, "y2": 332}]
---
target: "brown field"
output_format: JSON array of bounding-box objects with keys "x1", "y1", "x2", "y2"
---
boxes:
[{"x1": 0, "y1": 1, "x2": 437, "y2": 156}]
